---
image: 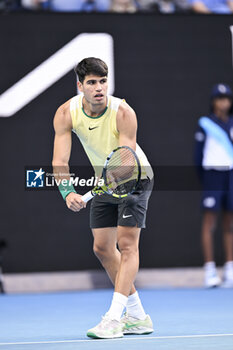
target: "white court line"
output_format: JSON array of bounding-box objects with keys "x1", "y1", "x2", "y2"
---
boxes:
[{"x1": 0, "y1": 333, "x2": 233, "y2": 346}]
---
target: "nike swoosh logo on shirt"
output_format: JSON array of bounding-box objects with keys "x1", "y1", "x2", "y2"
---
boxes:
[
  {"x1": 123, "y1": 214, "x2": 133, "y2": 219},
  {"x1": 89, "y1": 126, "x2": 99, "y2": 130}
]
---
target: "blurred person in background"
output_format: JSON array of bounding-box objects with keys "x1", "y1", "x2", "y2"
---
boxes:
[
  {"x1": 21, "y1": 0, "x2": 110, "y2": 11},
  {"x1": 136, "y1": 0, "x2": 159, "y2": 12},
  {"x1": 50, "y1": 0, "x2": 110, "y2": 12},
  {"x1": 174, "y1": 0, "x2": 190, "y2": 11},
  {"x1": 194, "y1": 84, "x2": 233, "y2": 288},
  {"x1": 1, "y1": 0, "x2": 190, "y2": 11},
  {"x1": 21, "y1": 0, "x2": 37, "y2": 9},
  {"x1": 156, "y1": 0, "x2": 190, "y2": 13},
  {"x1": 113, "y1": 0, "x2": 190, "y2": 12},
  {"x1": 188, "y1": 0, "x2": 233, "y2": 13},
  {"x1": 111, "y1": 0, "x2": 138, "y2": 12},
  {"x1": 21, "y1": 0, "x2": 45, "y2": 9}
]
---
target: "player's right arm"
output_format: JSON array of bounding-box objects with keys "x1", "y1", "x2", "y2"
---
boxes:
[{"x1": 52, "y1": 101, "x2": 86, "y2": 212}]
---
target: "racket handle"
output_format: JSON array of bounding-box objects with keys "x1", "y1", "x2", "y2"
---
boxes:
[{"x1": 81, "y1": 190, "x2": 95, "y2": 203}]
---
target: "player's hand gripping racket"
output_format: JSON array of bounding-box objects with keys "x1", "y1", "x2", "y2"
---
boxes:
[{"x1": 81, "y1": 146, "x2": 141, "y2": 203}]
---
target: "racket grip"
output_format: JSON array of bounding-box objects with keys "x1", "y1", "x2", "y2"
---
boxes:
[{"x1": 81, "y1": 190, "x2": 95, "y2": 203}]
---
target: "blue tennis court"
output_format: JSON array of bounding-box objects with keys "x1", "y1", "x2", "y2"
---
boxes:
[{"x1": 1, "y1": 288, "x2": 233, "y2": 350}]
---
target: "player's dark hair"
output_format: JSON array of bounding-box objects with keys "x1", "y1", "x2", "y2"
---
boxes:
[{"x1": 74, "y1": 57, "x2": 108, "y2": 83}]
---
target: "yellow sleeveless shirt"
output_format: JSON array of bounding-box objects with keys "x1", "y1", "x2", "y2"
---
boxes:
[{"x1": 70, "y1": 95, "x2": 153, "y2": 179}]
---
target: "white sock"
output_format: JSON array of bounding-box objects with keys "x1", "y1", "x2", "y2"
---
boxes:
[
  {"x1": 204, "y1": 261, "x2": 216, "y2": 275},
  {"x1": 126, "y1": 291, "x2": 147, "y2": 320},
  {"x1": 224, "y1": 261, "x2": 233, "y2": 271},
  {"x1": 106, "y1": 292, "x2": 128, "y2": 321},
  {"x1": 224, "y1": 261, "x2": 233, "y2": 279}
]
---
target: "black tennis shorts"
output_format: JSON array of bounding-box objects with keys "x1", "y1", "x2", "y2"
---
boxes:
[{"x1": 90, "y1": 178, "x2": 154, "y2": 229}]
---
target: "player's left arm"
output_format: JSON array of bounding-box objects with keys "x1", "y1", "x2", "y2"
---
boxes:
[{"x1": 116, "y1": 101, "x2": 137, "y2": 150}]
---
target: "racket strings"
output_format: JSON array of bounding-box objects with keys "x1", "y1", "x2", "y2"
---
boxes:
[{"x1": 105, "y1": 148, "x2": 139, "y2": 195}]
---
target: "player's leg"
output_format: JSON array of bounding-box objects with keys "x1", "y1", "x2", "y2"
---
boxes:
[
  {"x1": 87, "y1": 179, "x2": 153, "y2": 338},
  {"x1": 201, "y1": 211, "x2": 217, "y2": 262},
  {"x1": 201, "y1": 210, "x2": 220, "y2": 287},
  {"x1": 92, "y1": 227, "x2": 136, "y2": 295},
  {"x1": 115, "y1": 225, "x2": 140, "y2": 296},
  {"x1": 87, "y1": 196, "x2": 136, "y2": 339},
  {"x1": 105, "y1": 225, "x2": 153, "y2": 335},
  {"x1": 105, "y1": 225, "x2": 141, "y2": 320},
  {"x1": 87, "y1": 227, "x2": 137, "y2": 339},
  {"x1": 222, "y1": 212, "x2": 233, "y2": 287},
  {"x1": 93, "y1": 226, "x2": 151, "y2": 327},
  {"x1": 106, "y1": 178, "x2": 154, "y2": 334},
  {"x1": 222, "y1": 212, "x2": 233, "y2": 261},
  {"x1": 200, "y1": 171, "x2": 223, "y2": 288}
]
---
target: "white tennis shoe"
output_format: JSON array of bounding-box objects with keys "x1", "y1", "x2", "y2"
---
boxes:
[
  {"x1": 121, "y1": 313, "x2": 154, "y2": 335},
  {"x1": 204, "y1": 270, "x2": 221, "y2": 288},
  {"x1": 222, "y1": 265, "x2": 233, "y2": 288},
  {"x1": 87, "y1": 314, "x2": 124, "y2": 339}
]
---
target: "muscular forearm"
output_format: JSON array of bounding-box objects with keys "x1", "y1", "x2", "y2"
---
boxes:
[
  {"x1": 53, "y1": 162, "x2": 85, "y2": 211},
  {"x1": 52, "y1": 163, "x2": 71, "y2": 184}
]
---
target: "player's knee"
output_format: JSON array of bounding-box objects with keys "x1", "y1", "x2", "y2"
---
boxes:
[
  {"x1": 93, "y1": 243, "x2": 104, "y2": 258},
  {"x1": 93, "y1": 242, "x2": 111, "y2": 260},
  {"x1": 202, "y1": 212, "x2": 217, "y2": 233},
  {"x1": 223, "y1": 215, "x2": 233, "y2": 232},
  {"x1": 223, "y1": 222, "x2": 233, "y2": 233},
  {"x1": 118, "y1": 238, "x2": 138, "y2": 258},
  {"x1": 120, "y1": 247, "x2": 139, "y2": 266}
]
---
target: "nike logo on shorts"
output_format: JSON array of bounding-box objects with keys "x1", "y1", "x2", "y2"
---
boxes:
[{"x1": 123, "y1": 214, "x2": 132, "y2": 218}]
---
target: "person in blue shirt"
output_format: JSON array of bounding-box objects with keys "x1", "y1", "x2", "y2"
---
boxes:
[
  {"x1": 49, "y1": 0, "x2": 110, "y2": 12},
  {"x1": 194, "y1": 84, "x2": 233, "y2": 288},
  {"x1": 189, "y1": 0, "x2": 233, "y2": 13}
]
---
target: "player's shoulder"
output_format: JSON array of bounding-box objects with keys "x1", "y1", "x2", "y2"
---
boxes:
[
  {"x1": 113, "y1": 96, "x2": 136, "y2": 120},
  {"x1": 114, "y1": 96, "x2": 137, "y2": 131},
  {"x1": 53, "y1": 98, "x2": 73, "y2": 130},
  {"x1": 56, "y1": 98, "x2": 72, "y2": 116}
]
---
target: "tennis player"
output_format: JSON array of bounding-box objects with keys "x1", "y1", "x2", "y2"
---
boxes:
[{"x1": 52, "y1": 57, "x2": 154, "y2": 338}]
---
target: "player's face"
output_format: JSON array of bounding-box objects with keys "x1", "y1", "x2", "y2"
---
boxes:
[
  {"x1": 78, "y1": 75, "x2": 108, "y2": 105},
  {"x1": 213, "y1": 97, "x2": 232, "y2": 114}
]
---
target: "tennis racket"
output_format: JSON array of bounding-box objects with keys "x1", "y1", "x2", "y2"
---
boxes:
[{"x1": 81, "y1": 146, "x2": 141, "y2": 203}]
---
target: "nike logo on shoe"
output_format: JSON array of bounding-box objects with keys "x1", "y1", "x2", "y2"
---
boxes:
[
  {"x1": 125, "y1": 322, "x2": 139, "y2": 329},
  {"x1": 123, "y1": 214, "x2": 132, "y2": 219},
  {"x1": 89, "y1": 126, "x2": 99, "y2": 130}
]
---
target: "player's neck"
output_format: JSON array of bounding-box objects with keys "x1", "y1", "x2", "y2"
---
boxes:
[
  {"x1": 82, "y1": 97, "x2": 107, "y2": 118},
  {"x1": 214, "y1": 110, "x2": 229, "y2": 122}
]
